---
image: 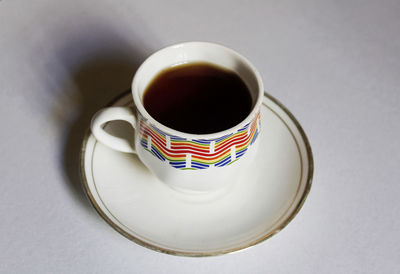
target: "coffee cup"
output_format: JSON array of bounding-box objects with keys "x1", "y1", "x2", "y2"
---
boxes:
[{"x1": 91, "y1": 42, "x2": 264, "y2": 192}]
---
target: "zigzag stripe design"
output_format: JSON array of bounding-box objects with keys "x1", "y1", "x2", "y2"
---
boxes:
[{"x1": 139, "y1": 112, "x2": 260, "y2": 169}]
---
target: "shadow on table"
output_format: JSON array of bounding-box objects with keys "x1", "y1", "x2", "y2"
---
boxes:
[{"x1": 54, "y1": 29, "x2": 152, "y2": 213}]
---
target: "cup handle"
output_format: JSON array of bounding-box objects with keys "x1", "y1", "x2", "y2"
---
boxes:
[{"x1": 90, "y1": 106, "x2": 137, "y2": 153}]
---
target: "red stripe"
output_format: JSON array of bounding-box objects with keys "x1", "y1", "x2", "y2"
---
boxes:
[
  {"x1": 151, "y1": 138, "x2": 186, "y2": 158},
  {"x1": 145, "y1": 129, "x2": 166, "y2": 146},
  {"x1": 170, "y1": 145, "x2": 210, "y2": 153},
  {"x1": 215, "y1": 134, "x2": 250, "y2": 153},
  {"x1": 171, "y1": 143, "x2": 209, "y2": 150},
  {"x1": 191, "y1": 149, "x2": 230, "y2": 161},
  {"x1": 216, "y1": 131, "x2": 247, "y2": 148}
]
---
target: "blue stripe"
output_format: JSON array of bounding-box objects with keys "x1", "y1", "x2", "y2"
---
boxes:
[
  {"x1": 214, "y1": 133, "x2": 233, "y2": 142},
  {"x1": 170, "y1": 161, "x2": 186, "y2": 166},
  {"x1": 236, "y1": 149, "x2": 247, "y2": 158},
  {"x1": 250, "y1": 130, "x2": 259, "y2": 145},
  {"x1": 237, "y1": 123, "x2": 250, "y2": 132},
  {"x1": 191, "y1": 162, "x2": 209, "y2": 168},
  {"x1": 170, "y1": 136, "x2": 186, "y2": 141},
  {"x1": 151, "y1": 126, "x2": 167, "y2": 137},
  {"x1": 170, "y1": 162, "x2": 186, "y2": 165},
  {"x1": 140, "y1": 139, "x2": 147, "y2": 148},
  {"x1": 169, "y1": 162, "x2": 186, "y2": 166},
  {"x1": 170, "y1": 164, "x2": 186, "y2": 168},
  {"x1": 170, "y1": 164, "x2": 186, "y2": 169},
  {"x1": 190, "y1": 164, "x2": 208, "y2": 169},
  {"x1": 151, "y1": 147, "x2": 165, "y2": 161},
  {"x1": 215, "y1": 156, "x2": 231, "y2": 167},
  {"x1": 191, "y1": 139, "x2": 212, "y2": 144},
  {"x1": 191, "y1": 164, "x2": 208, "y2": 168},
  {"x1": 170, "y1": 160, "x2": 186, "y2": 163},
  {"x1": 151, "y1": 146, "x2": 164, "y2": 160},
  {"x1": 215, "y1": 160, "x2": 230, "y2": 167}
]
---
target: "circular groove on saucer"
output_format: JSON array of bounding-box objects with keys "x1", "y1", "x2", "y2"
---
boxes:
[{"x1": 80, "y1": 91, "x2": 314, "y2": 256}]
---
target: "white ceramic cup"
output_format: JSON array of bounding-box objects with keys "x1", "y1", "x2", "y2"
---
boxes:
[{"x1": 91, "y1": 42, "x2": 264, "y2": 192}]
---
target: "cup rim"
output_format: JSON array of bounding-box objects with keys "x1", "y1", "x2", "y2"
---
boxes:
[{"x1": 131, "y1": 41, "x2": 264, "y2": 139}]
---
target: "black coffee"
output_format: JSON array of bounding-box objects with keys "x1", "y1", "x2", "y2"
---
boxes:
[{"x1": 143, "y1": 62, "x2": 253, "y2": 134}]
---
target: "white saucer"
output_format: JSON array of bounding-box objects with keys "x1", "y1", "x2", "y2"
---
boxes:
[{"x1": 81, "y1": 91, "x2": 313, "y2": 256}]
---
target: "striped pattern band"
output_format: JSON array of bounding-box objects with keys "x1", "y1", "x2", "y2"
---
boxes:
[{"x1": 139, "y1": 112, "x2": 260, "y2": 170}]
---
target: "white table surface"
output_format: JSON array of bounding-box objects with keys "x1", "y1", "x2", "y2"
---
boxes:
[{"x1": 1, "y1": 0, "x2": 399, "y2": 273}]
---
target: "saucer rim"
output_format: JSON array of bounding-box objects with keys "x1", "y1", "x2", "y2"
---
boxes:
[{"x1": 80, "y1": 90, "x2": 314, "y2": 257}]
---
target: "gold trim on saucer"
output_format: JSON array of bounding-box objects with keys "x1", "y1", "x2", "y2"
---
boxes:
[{"x1": 80, "y1": 90, "x2": 314, "y2": 257}]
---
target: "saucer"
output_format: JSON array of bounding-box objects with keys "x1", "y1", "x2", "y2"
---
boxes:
[{"x1": 80, "y1": 91, "x2": 313, "y2": 256}]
